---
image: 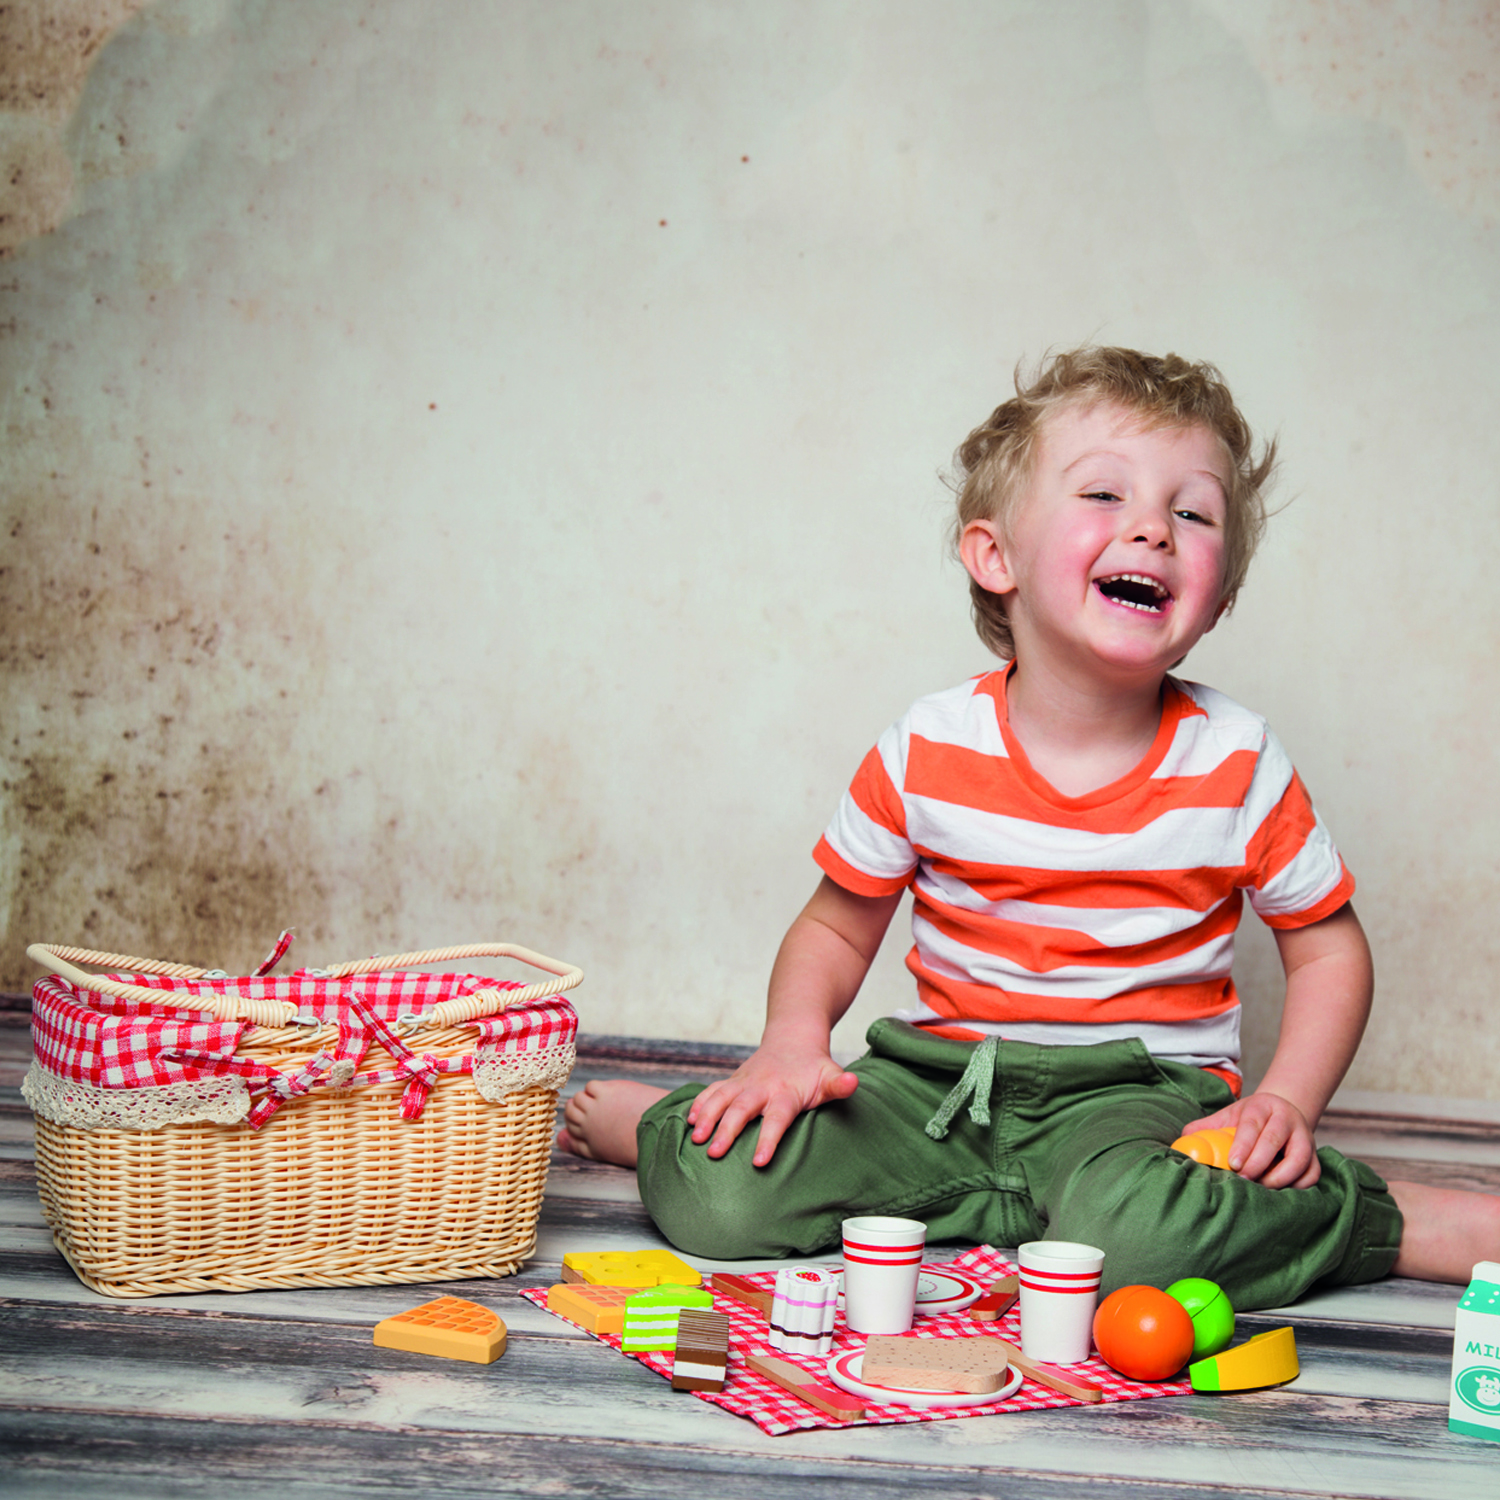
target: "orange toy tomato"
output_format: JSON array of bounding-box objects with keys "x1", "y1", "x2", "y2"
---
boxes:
[
  {"x1": 1170, "y1": 1127, "x2": 1238, "y2": 1169},
  {"x1": 1092, "y1": 1285, "x2": 1196, "y2": 1381}
]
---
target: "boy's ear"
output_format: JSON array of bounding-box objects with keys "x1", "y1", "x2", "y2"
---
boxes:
[{"x1": 959, "y1": 519, "x2": 1018, "y2": 597}]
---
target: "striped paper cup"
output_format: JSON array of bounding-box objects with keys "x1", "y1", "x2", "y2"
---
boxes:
[
  {"x1": 841, "y1": 1215, "x2": 926, "y2": 1334},
  {"x1": 1017, "y1": 1240, "x2": 1105, "y2": 1364}
]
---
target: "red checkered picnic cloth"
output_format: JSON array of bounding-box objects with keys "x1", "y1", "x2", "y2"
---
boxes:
[
  {"x1": 31, "y1": 959, "x2": 577, "y2": 1125},
  {"x1": 528, "y1": 1246, "x2": 1190, "y2": 1435}
]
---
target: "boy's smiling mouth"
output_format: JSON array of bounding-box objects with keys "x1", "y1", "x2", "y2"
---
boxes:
[{"x1": 1093, "y1": 573, "x2": 1171, "y2": 613}]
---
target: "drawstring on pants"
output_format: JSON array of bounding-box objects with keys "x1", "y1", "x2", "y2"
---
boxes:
[{"x1": 924, "y1": 1034, "x2": 998, "y2": 1140}]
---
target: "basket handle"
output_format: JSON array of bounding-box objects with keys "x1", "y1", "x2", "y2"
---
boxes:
[
  {"x1": 27, "y1": 943, "x2": 301, "y2": 1026},
  {"x1": 321, "y1": 943, "x2": 584, "y2": 1028}
]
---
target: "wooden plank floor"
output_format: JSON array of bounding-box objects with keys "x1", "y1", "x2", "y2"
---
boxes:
[{"x1": 2, "y1": 997, "x2": 1498, "y2": 1498}]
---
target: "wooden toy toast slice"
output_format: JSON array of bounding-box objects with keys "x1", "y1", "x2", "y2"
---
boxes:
[
  {"x1": 373, "y1": 1296, "x2": 507, "y2": 1364},
  {"x1": 862, "y1": 1333, "x2": 1013, "y2": 1394}
]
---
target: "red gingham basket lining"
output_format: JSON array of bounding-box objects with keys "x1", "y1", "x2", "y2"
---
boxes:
[{"x1": 31, "y1": 970, "x2": 577, "y2": 1092}]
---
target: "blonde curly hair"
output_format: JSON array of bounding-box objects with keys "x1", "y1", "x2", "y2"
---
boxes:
[{"x1": 952, "y1": 346, "x2": 1277, "y2": 659}]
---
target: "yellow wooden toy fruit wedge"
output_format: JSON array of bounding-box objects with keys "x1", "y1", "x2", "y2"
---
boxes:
[
  {"x1": 1170, "y1": 1127, "x2": 1238, "y2": 1170},
  {"x1": 373, "y1": 1296, "x2": 507, "y2": 1364},
  {"x1": 1189, "y1": 1327, "x2": 1298, "y2": 1391}
]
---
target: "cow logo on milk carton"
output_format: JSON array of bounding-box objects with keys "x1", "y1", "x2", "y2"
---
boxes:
[{"x1": 1450, "y1": 1260, "x2": 1500, "y2": 1443}]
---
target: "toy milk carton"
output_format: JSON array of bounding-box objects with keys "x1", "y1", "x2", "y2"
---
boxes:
[{"x1": 1449, "y1": 1260, "x2": 1500, "y2": 1441}]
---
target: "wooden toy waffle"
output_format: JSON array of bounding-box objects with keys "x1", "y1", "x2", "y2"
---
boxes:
[
  {"x1": 373, "y1": 1296, "x2": 507, "y2": 1364},
  {"x1": 546, "y1": 1282, "x2": 640, "y2": 1336}
]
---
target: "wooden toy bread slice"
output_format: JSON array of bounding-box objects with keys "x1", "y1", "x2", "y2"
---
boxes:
[
  {"x1": 373, "y1": 1296, "x2": 507, "y2": 1364},
  {"x1": 862, "y1": 1333, "x2": 1013, "y2": 1394}
]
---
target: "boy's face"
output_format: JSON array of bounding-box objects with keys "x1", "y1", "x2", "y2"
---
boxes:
[{"x1": 963, "y1": 401, "x2": 1232, "y2": 684}]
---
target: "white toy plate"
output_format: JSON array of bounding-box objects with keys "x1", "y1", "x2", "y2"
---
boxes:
[
  {"x1": 825, "y1": 1349, "x2": 1022, "y2": 1410},
  {"x1": 831, "y1": 1265, "x2": 985, "y2": 1317}
]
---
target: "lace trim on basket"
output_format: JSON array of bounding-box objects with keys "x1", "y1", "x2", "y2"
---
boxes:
[
  {"x1": 472, "y1": 1042, "x2": 577, "y2": 1102},
  {"x1": 22, "y1": 1061, "x2": 251, "y2": 1130}
]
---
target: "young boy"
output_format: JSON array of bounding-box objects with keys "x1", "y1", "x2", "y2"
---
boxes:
[{"x1": 561, "y1": 347, "x2": 1499, "y2": 1309}]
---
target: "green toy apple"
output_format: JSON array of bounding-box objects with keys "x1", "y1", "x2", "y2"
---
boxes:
[{"x1": 1166, "y1": 1277, "x2": 1235, "y2": 1359}]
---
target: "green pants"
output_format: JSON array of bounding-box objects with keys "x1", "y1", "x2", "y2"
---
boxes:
[{"x1": 636, "y1": 1019, "x2": 1402, "y2": 1311}]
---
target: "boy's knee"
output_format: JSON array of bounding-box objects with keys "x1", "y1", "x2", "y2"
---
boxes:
[
  {"x1": 1042, "y1": 1144, "x2": 1393, "y2": 1310},
  {"x1": 1042, "y1": 1144, "x2": 1249, "y2": 1298},
  {"x1": 635, "y1": 1089, "x2": 823, "y2": 1260},
  {"x1": 638, "y1": 1165, "x2": 790, "y2": 1260}
]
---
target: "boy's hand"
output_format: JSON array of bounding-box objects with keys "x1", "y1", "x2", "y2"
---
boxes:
[
  {"x1": 1178, "y1": 1091, "x2": 1321, "y2": 1189},
  {"x1": 686, "y1": 1045, "x2": 859, "y2": 1168}
]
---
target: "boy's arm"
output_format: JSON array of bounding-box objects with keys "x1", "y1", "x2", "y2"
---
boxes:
[
  {"x1": 687, "y1": 875, "x2": 903, "y2": 1168},
  {"x1": 1181, "y1": 902, "x2": 1373, "y2": 1189}
]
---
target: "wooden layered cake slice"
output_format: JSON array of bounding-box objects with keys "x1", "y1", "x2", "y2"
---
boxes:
[
  {"x1": 621, "y1": 1284, "x2": 713, "y2": 1352},
  {"x1": 373, "y1": 1297, "x2": 507, "y2": 1364},
  {"x1": 671, "y1": 1309, "x2": 730, "y2": 1392},
  {"x1": 862, "y1": 1333, "x2": 1013, "y2": 1394}
]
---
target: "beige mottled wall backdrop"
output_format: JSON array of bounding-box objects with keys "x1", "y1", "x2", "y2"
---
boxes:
[{"x1": 2, "y1": 0, "x2": 1497, "y2": 1100}]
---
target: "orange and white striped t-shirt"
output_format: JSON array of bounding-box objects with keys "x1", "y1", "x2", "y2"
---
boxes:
[{"x1": 813, "y1": 666, "x2": 1354, "y2": 1083}]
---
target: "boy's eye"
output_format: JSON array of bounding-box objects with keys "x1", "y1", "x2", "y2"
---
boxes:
[
  {"x1": 1083, "y1": 490, "x2": 1121, "y2": 503},
  {"x1": 1173, "y1": 507, "x2": 1217, "y2": 525}
]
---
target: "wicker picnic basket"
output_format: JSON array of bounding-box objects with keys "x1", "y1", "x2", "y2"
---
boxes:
[{"x1": 22, "y1": 937, "x2": 582, "y2": 1298}]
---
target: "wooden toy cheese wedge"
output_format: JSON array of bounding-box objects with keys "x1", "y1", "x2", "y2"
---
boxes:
[
  {"x1": 1189, "y1": 1327, "x2": 1298, "y2": 1391},
  {"x1": 562, "y1": 1249, "x2": 702, "y2": 1286}
]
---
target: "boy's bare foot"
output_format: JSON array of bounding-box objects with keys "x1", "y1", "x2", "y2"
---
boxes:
[
  {"x1": 556, "y1": 1079, "x2": 667, "y2": 1168},
  {"x1": 1388, "y1": 1180, "x2": 1500, "y2": 1282}
]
